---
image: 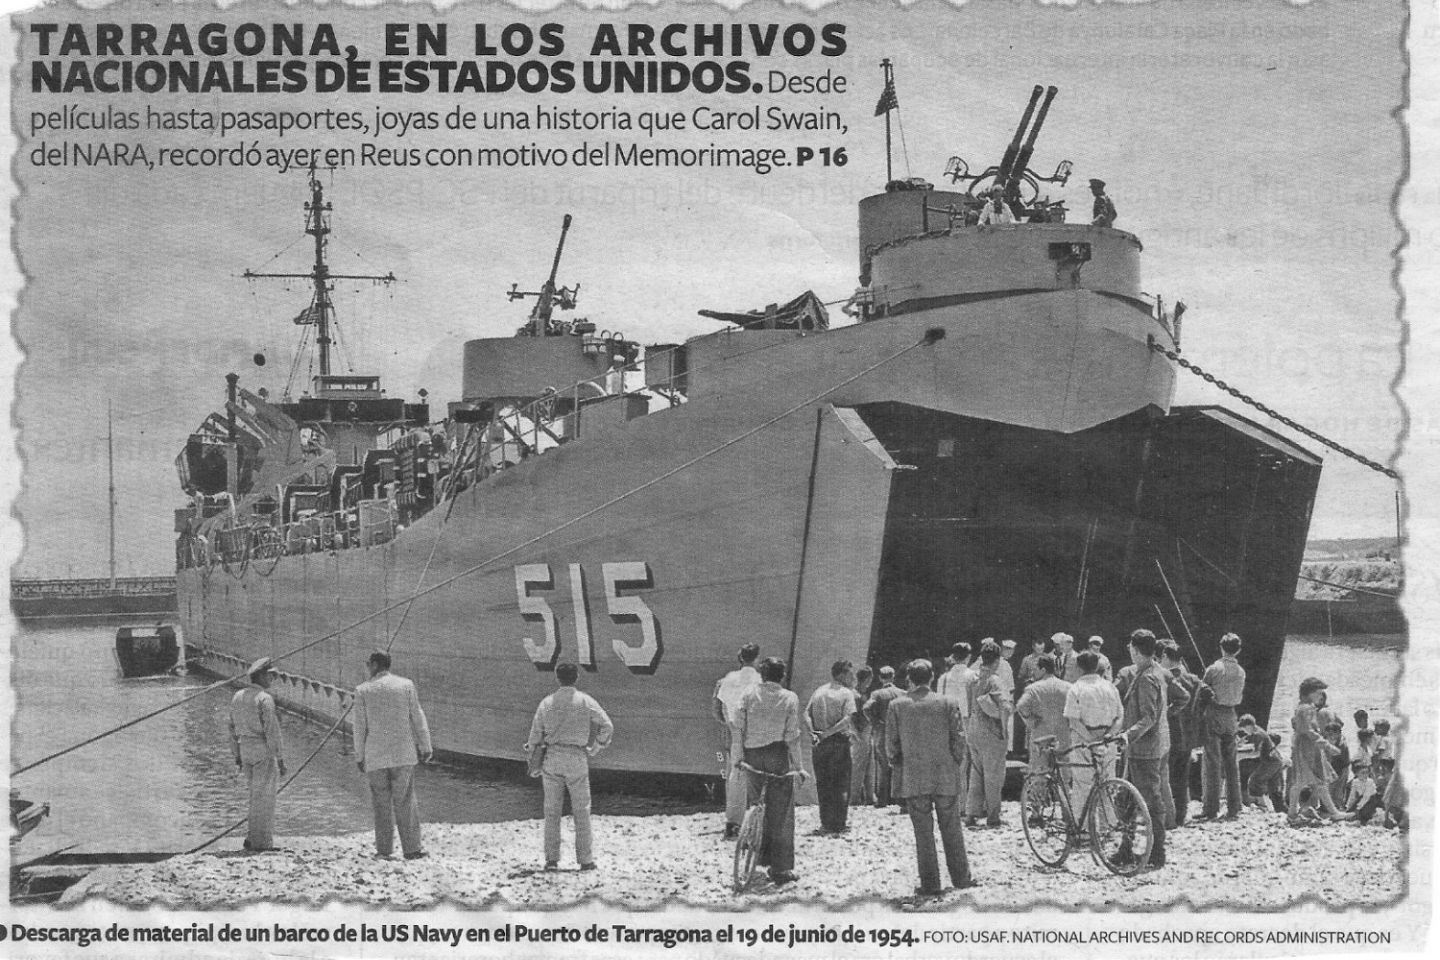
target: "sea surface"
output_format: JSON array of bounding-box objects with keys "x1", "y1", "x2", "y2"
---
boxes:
[{"x1": 10, "y1": 626, "x2": 1405, "y2": 854}]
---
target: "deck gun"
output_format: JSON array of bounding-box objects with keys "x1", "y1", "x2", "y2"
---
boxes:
[
  {"x1": 945, "y1": 85, "x2": 1072, "y2": 215},
  {"x1": 508, "y1": 214, "x2": 580, "y2": 337}
]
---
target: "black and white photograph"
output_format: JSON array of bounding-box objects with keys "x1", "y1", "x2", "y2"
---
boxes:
[{"x1": 1, "y1": 0, "x2": 1433, "y2": 954}]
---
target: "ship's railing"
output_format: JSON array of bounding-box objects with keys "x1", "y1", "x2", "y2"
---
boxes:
[
  {"x1": 449, "y1": 350, "x2": 692, "y2": 494},
  {"x1": 11, "y1": 576, "x2": 176, "y2": 598},
  {"x1": 177, "y1": 502, "x2": 399, "y2": 573}
]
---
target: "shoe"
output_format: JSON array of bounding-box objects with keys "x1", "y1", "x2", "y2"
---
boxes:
[
  {"x1": 544, "y1": 862, "x2": 559, "y2": 871},
  {"x1": 985, "y1": 819, "x2": 1002, "y2": 830},
  {"x1": 1148, "y1": 850, "x2": 1167, "y2": 868},
  {"x1": 580, "y1": 862, "x2": 597, "y2": 871},
  {"x1": 404, "y1": 851, "x2": 428, "y2": 860},
  {"x1": 914, "y1": 886, "x2": 943, "y2": 898},
  {"x1": 1110, "y1": 847, "x2": 1138, "y2": 868},
  {"x1": 964, "y1": 818, "x2": 979, "y2": 829},
  {"x1": 723, "y1": 823, "x2": 740, "y2": 840},
  {"x1": 769, "y1": 871, "x2": 799, "y2": 885},
  {"x1": 954, "y1": 877, "x2": 980, "y2": 890},
  {"x1": 1220, "y1": 812, "x2": 1240, "y2": 822}
]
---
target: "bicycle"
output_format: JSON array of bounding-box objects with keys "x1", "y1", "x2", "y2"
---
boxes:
[
  {"x1": 1020, "y1": 734, "x2": 1154, "y2": 876},
  {"x1": 732, "y1": 762, "x2": 804, "y2": 893}
]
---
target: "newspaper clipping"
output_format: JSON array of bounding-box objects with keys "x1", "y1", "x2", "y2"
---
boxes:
[{"x1": 2, "y1": 0, "x2": 1433, "y2": 956}]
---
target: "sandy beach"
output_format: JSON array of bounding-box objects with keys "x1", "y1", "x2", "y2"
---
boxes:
[{"x1": 70, "y1": 802, "x2": 1404, "y2": 910}]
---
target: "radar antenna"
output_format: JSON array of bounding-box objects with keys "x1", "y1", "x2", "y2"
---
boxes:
[{"x1": 243, "y1": 161, "x2": 397, "y2": 377}]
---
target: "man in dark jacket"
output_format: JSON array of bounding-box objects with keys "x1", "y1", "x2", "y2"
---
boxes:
[
  {"x1": 865, "y1": 667, "x2": 905, "y2": 806},
  {"x1": 1157, "y1": 640, "x2": 1197, "y2": 827},
  {"x1": 886, "y1": 659, "x2": 974, "y2": 896},
  {"x1": 1120, "y1": 630, "x2": 1169, "y2": 869}
]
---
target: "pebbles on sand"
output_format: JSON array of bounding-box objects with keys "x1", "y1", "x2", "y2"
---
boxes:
[{"x1": 75, "y1": 804, "x2": 1403, "y2": 909}]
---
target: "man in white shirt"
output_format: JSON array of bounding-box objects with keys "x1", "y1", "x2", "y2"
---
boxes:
[
  {"x1": 1063, "y1": 650, "x2": 1123, "y2": 807},
  {"x1": 528, "y1": 662, "x2": 614, "y2": 871},
  {"x1": 979, "y1": 186, "x2": 1016, "y2": 225},
  {"x1": 713, "y1": 643, "x2": 762, "y2": 839}
]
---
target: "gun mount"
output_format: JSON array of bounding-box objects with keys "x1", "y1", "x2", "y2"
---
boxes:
[
  {"x1": 944, "y1": 86, "x2": 1074, "y2": 223},
  {"x1": 508, "y1": 214, "x2": 581, "y2": 337}
]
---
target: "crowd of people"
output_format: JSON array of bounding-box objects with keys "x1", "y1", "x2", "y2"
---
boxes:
[
  {"x1": 708, "y1": 630, "x2": 1407, "y2": 895},
  {"x1": 219, "y1": 631, "x2": 1404, "y2": 896}
]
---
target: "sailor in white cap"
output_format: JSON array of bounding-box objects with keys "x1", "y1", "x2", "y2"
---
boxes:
[
  {"x1": 1087, "y1": 636, "x2": 1113, "y2": 681},
  {"x1": 1051, "y1": 633, "x2": 1080, "y2": 683},
  {"x1": 227, "y1": 657, "x2": 287, "y2": 852},
  {"x1": 1090, "y1": 178, "x2": 1116, "y2": 227}
]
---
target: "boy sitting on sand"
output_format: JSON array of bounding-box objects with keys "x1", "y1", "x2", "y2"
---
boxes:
[
  {"x1": 1344, "y1": 761, "x2": 1381, "y2": 825},
  {"x1": 1294, "y1": 788, "x2": 1328, "y2": 827}
]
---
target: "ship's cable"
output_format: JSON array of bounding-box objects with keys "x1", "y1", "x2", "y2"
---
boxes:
[
  {"x1": 185, "y1": 509, "x2": 445, "y2": 855},
  {"x1": 13, "y1": 332, "x2": 941, "y2": 776},
  {"x1": 1148, "y1": 337, "x2": 1399, "y2": 479}
]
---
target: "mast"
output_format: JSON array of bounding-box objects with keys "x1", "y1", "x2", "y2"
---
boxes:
[
  {"x1": 107, "y1": 399, "x2": 116, "y2": 589},
  {"x1": 245, "y1": 162, "x2": 396, "y2": 379}
]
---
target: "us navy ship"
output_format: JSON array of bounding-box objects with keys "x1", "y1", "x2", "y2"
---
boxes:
[{"x1": 173, "y1": 86, "x2": 1320, "y2": 773}]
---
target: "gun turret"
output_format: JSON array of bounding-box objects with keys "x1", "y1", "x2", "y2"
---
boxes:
[
  {"x1": 995, "y1": 85, "x2": 1044, "y2": 188},
  {"x1": 508, "y1": 214, "x2": 580, "y2": 337},
  {"x1": 1003, "y1": 86, "x2": 1058, "y2": 198}
]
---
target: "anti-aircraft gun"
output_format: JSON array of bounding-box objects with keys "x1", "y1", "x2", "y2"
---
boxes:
[
  {"x1": 508, "y1": 214, "x2": 581, "y2": 337},
  {"x1": 944, "y1": 85, "x2": 1074, "y2": 222}
]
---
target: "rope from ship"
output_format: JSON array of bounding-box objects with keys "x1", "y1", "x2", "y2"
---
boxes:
[
  {"x1": 13, "y1": 331, "x2": 944, "y2": 777},
  {"x1": 185, "y1": 502, "x2": 444, "y2": 855},
  {"x1": 1147, "y1": 337, "x2": 1399, "y2": 479},
  {"x1": 1294, "y1": 571, "x2": 1400, "y2": 600}
]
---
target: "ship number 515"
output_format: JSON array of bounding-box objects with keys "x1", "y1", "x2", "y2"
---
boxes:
[{"x1": 514, "y1": 562, "x2": 662, "y2": 674}]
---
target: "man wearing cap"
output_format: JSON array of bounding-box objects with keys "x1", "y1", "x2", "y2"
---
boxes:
[
  {"x1": 1090, "y1": 179, "x2": 1116, "y2": 227},
  {"x1": 713, "y1": 643, "x2": 762, "y2": 839},
  {"x1": 1198, "y1": 633, "x2": 1246, "y2": 821},
  {"x1": 865, "y1": 666, "x2": 906, "y2": 806},
  {"x1": 354, "y1": 651, "x2": 433, "y2": 860},
  {"x1": 227, "y1": 657, "x2": 287, "y2": 852},
  {"x1": 1051, "y1": 633, "x2": 1081, "y2": 684},
  {"x1": 1087, "y1": 636, "x2": 1112, "y2": 681}
]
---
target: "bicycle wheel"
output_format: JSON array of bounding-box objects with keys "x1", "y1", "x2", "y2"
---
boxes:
[
  {"x1": 731, "y1": 803, "x2": 765, "y2": 893},
  {"x1": 1020, "y1": 775, "x2": 1073, "y2": 868},
  {"x1": 1088, "y1": 777, "x2": 1153, "y2": 876}
]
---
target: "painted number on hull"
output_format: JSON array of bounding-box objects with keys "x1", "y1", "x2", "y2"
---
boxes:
[{"x1": 513, "y1": 562, "x2": 662, "y2": 674}]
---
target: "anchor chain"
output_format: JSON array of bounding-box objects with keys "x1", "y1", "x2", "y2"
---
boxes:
[{"x1": 1148, "y1": 337, "x2": 1399, "y2": 480}]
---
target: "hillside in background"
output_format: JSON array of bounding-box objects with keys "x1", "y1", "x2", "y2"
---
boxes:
[{"x1": 1298, "y1": 538, "x2": 1401, "y2": 601}]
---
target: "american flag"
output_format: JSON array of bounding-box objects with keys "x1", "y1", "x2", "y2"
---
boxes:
[{"x1": 874, "y1": 79, "x2": 898, "y2": 117}]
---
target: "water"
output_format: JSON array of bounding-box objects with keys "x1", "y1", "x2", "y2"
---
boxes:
[
  {"x1": 11, "y1": 626, "x2": 1404, "y2": 854},
  {"x1": 11, "y1": 626, "x2": 709, "y2": 854}
]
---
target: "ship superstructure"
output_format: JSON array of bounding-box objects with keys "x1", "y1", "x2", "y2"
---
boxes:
[{"x1": 174, "y1": 89, "x2": 1320, "y2": 774}]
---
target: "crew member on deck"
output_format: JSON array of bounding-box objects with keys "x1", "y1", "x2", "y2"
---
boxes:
[
  {"x1": 228, "y1": 657, "x2": 287, "y2": 853},
  {"x1": 1090, "y1": 179, "x2": 1117, "y2": 227},
  {"x1": 979, "y1": 185, "x2": 1016, "y2": 225}
]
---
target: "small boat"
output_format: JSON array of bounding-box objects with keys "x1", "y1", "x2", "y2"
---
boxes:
[
  {"x1": 9, "y1": 789, "x2": 50, "y2": 844},
  {"x1": 114, "y1": 625, "x2": 180, "y2": 678}
]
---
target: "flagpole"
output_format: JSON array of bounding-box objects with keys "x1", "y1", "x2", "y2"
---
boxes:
[{"x1": 882, "y1": 59, "x2": 893, "y2": 183}]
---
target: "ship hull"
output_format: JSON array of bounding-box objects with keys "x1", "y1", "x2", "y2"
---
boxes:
[{"x1": 178, "y1": 309, "x2": 1319, "y2": 774}]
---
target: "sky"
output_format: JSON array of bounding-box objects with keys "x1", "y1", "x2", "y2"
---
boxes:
[{"x1": 2, "y1": 0, "x2": 1408, "y2": 576}]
